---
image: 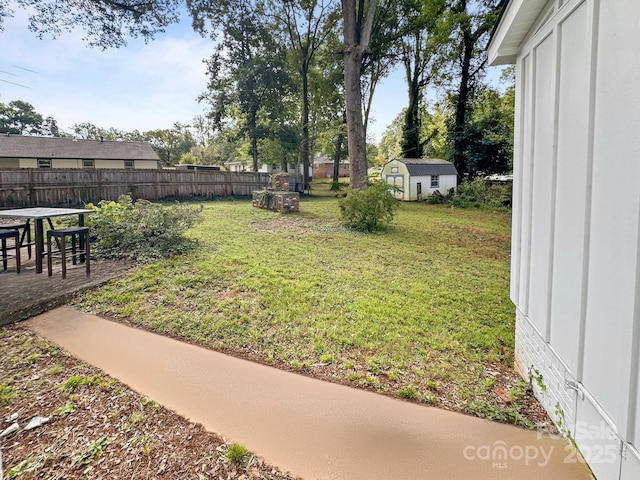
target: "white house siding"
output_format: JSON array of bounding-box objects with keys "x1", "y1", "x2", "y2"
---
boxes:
[
  {"x1": 408, "y1": 175, "x2": 456, "y2": 198},
  {"x1": 493, "y1": 0, "x2": 640, "y2": 478}
]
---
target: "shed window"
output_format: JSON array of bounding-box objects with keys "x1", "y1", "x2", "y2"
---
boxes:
[
  {"x1": 391, "y1": 167, "x2": 399, "y2": 173},
  {"x1": 430, "y1": 175, "x2": 439, "y2": 188},
  {"x1": 124, "y1": 160, "x2": 134, "y2": 169},
  {"x1": 37, "y1": 158, "x2": 51, "y2": 169},
  {"x1": 82, "y1": 159, "x2": 95, "y2": 168}
]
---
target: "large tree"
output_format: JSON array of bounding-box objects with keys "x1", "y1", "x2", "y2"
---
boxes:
[
  {"x1": 463, "y1": 85, "x2": 514, "y2": 176},
  {"x1": 0, "y1": 100, "x2": 59, "y2": 135},
  {"x1": 440, "y1": 0, "x2": 501, "y2": 178},
  {"x1": 144, "y1": 122, "x2": 196, "y2": 166},
  {"x1": 270, "y1": 0, "x2": 339, "y2": 189},
  {"x1": 189, "y1": 0, "x2": 291, "y2": 171},
  {"x1": 397, "y1": 0, "x2": 444, "y2": 159},
  {"x1": 341, "y1": 0, "x2": 378, "y2": 189}
]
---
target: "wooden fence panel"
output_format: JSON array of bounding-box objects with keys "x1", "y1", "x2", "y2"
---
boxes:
[{"x1": 0, "y1": 169, "x2": 269, "y2": 208}]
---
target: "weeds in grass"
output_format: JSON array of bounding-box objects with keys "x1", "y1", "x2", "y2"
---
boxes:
[
  {"x1": 46, "y1": 364, "x2": 64, "y2": 376},
  {"x1": 56, "y1": 403, "x2": 76, "y2": 417},
  {"x1": 24, "y1": 353, "x2": 40, "y2": 364},
  {"x1": 59, "y1": 374, "x2": 115, "y2": 393},
  {"x1": 0, "y1": 383, "x2": 16, "y2": 405},
  {"x1": 399, "y1": 386, "x2": 417, "y2": 399},
  {"x1": 320, "y1": 354, "x2": 334, "y2": 364},
  {"x1": 129, "y1": 412, "x2": 145, "y2": 426},
  {"x1": 141, "y1": 433, "x2": 153, "y2": 456},
  {"x1": 4, "y1": 458, "x2": 39, "y2": 479},
  {"x1": 226, "y1": 444, "x2": 247, "y2": 464},
  {"x1": 140, "y1": 396, "x2": 158, "y2": 409},
  {"x1": 59, "y1": 375, "x2": 84, "y2": 393},
  {"x1": 426, "y1": 381, "x2": 440, "y2": 391},
  {"x1": 74, "y1": 437, "x2": 109, "y2": 466}
]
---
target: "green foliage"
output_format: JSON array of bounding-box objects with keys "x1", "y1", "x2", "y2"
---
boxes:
[
  {"x1": 0, "y1": 100, "x2": 58, "y2": 136},
  {"x1": 84, "y1": 195, "x2": 202, "y2": 262},
  {"x1": 74, "y1": 437, "x2": 110, "y2": 466},
  {"x1": 450, "y1": 178, "x2": 512, "y2": 210},
  {"x1": 56, "y1": 403, "x2": 77, "y2": 417},
  {"x1": 399, "y1": 386, "x2": 417, "y2": 399},
  {"x1": 226, "y1": 443, "x2": 248, "y2": 464},
  {"x1": 73, "y1": 186, "x2": 525, "y2": 426},
  {"x1": 376, "y1": 111, "x2": 404, "y2": 164},
  {"x1": 4, "y1": 459, "x2": 38, "y2": 479},
  {"x1": 0, "y1": 383, "x2": 16, "y2": 405},
  {"x1": 3, "y1": 0, "x2": 179, "y2": 48},
  {"x1": 58, "y1": 375, "x2": 85, "y2": 393},
  {"x1": 465, "y1": 398, "x2": 535, "y2": 429},
  {"x1": 463, "y1": 86, "x2": 514, "y2": 176},
  {"x1": 338, "y1": 181, "x2": 399, "y2": 232}
]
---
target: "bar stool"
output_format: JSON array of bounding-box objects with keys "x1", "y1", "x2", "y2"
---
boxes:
[
  {"x1": 1, "y1": 220, "x2": 33, "y2": 259},
  {"x1": 0, "y1": 228, "x2": 21, "y2": 273},
  {"x1": 47, "y1": 227, "x2": 90, "y2": 279}
]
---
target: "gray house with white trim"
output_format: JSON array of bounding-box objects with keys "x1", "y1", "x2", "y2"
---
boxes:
[{"x1": 490, "y1": 1, "x2": 640, "y2": 478}]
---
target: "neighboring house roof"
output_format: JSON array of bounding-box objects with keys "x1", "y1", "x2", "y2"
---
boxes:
[
  {"x1": 0, "y1": 135, "x2": 160, "y2": 161},
  {"x1": 391, "y1": 158, "x2": 458, "y2": 176},
  {"x1": 488, "y1": 0, "x2": 548, "y2": 65},
  {"x1": 313, "y1": 156, "x2": 349, "y2": 165}
]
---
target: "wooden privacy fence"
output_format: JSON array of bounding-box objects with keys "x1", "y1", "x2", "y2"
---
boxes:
[{"x1": 0, "y1": 169, "x2": 271, "y2": 208}]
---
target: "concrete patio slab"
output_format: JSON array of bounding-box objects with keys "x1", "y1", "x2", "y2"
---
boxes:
[{"x1": 26, "y1": 306, "x2": 594, "y2": 480}]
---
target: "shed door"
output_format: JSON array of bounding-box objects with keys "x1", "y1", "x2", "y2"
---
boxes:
[{"x1": 386, "y1": 175, "x2": 404, "y2": 199}]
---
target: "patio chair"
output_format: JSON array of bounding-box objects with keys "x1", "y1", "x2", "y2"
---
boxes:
[
  {"x1": 0, "y1": 220, "x2": 33, "y2": 259},
  {"x1": 47, "y1": 227, "x2": 90, "y2": 279},
  {"x1": 0, "y1": 228, "x2": 21, "y2": 273}
]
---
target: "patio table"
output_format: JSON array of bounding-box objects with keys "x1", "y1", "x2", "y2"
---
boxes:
[{"x1": 0, "y1": 207, "x2": 94, "y2": 274}]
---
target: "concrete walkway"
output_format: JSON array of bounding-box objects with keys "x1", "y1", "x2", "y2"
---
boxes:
[{"x1": 26, "y1": 307, "x2": 593, "y2": 480}]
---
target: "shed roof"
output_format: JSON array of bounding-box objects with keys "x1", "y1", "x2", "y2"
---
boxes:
[
  {"x1": 488, "y1": 0, "x2": 548, "y2": 65},
  {"x1": 0, "y1": 135, "x2": 160, "y2": 161},
  {"x1": 391, "y1": 158, "x2": 458, "y2": 176}
]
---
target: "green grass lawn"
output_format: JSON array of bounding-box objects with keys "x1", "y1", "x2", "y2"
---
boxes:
[{"x1": 73, "y1": 182, "x2": 535, "y2": 426}]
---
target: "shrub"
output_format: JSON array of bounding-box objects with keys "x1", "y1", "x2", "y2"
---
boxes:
[
  {"x1": 450, "y1": 177, "x2": 512, "y2": 210},
  {"x1": 338, "y1": 181, "x2": 399, "y2": 232},
  {"x1": 84, "y1": 195, "x2": 202, "y2": 261}
]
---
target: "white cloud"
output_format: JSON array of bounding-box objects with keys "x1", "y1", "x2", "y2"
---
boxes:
[
  {"x1": 0, "y1": 5, "x2": 418, "y2": 144},
  {"x1": 0, "y1": 6, "x2": 212, "y2": 133}
]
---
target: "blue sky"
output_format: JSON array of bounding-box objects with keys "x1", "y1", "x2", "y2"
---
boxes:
[
  {"x1": 0, "y1": 6, "x2": 411, "y2": 144},
  {"x1": 0, "y1": 6, "x2": 502, "y2": 145}
]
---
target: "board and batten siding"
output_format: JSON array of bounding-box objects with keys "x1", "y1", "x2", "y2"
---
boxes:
[{"x1": 498, "y1": 0, "x2": 640, "y2": 478}]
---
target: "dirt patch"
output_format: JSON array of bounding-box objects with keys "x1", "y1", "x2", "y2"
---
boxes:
[{"x1": 0, "y1": 326, "x2": 297, "y2": 480}]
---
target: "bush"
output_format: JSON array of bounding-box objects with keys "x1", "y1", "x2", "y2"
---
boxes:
[
  {"x1": 338, "y1": 181, "x2": 399, "y2": 232},
  {"x1": 450, "y1": 177, "x2": 512, "y2": 210},
  {"x1": 84, "y1": 195, "x2": 202, "y2": 261}
]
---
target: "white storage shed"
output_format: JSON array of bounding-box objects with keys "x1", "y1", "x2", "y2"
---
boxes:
[
  {"x1": 381, "y1": 158, "x2": 457, "y2": 201},
  {"x1": 489, "y1": 1, "x2": 640, "y2": 478}
]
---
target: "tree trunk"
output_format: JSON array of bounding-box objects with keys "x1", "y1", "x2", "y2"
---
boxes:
[
  {"x1": 401, "y1": 74, "x2": 421, "y2": 159},
  {"x1": 249, "y1": 108, "x2": 259, "y2": 172},
  {"x1": 452, "y1": 27, "x2": 473, "y2": 179},
  {"x1": 344, "y1": 47, "x2": 368, "y2": 189},
  {"x1": 331, "y1": 131, "x2": 345, "y2": 190},
  {"x1": 342, "y1": 0, "x2": 378, "y2": 190},
  {"x1": 301, "y1": 64, "x2": 311, "y2": 190}
]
